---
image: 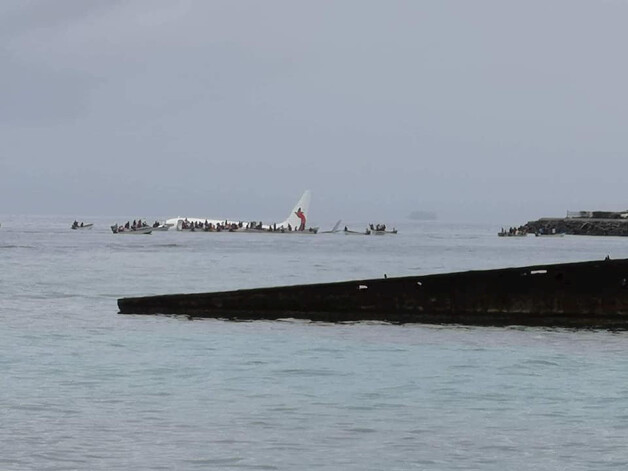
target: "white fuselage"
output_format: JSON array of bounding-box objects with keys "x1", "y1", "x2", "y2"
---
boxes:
[{"x1": 166, "y1": 190, "x2": 314, "y2": 233}]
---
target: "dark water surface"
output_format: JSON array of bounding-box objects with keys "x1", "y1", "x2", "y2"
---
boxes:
[{"x1": 2, "y1": 216, "x2": 628, "y2": 470}]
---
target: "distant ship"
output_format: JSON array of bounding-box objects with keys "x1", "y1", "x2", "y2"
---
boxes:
[{"x1": 407, "y1": 210, "x2": 437, "y2": 221}]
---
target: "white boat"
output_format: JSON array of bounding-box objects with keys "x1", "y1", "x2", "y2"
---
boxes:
[
  {"x1": 370, "y1": 229, "x2": 398, "y2": 235},
  {"x1": 71, "y1": 222, "x2": 93, "y2": 230},
  {"x1": 150, "y1": 223, "x2": 171, "y2": 232},
  {"x1": 367, "y1": 224, "x2": 397, "y2": 235},
  {"x1": 111, "y1": 224, "x2": 152, "y2": 234}
]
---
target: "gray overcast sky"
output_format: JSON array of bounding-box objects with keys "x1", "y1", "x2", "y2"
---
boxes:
[{"x1": 1, "y1": 0, "x2": 627, "y2": 224}]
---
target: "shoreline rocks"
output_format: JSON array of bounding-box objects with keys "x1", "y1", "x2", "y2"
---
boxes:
[{"x1": 524, "y1": 218, "x2": 628, "y2": 236}]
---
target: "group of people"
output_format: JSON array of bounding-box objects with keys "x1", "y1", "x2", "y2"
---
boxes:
[
  {"x1": 342, "y1": 223, "x2": 397, "y2": 235},
  {"x1": 179, "y1": 219, "x2": 242, "y2": 232},
  {"x1": 246, "y1": 221, "x2": 315, "y2": 232},
  {"x1": 71, "y1": 220, "x2": 86, "y2": 229},
  {"x1": 498, "y1": 226, "x2": 528, "y2": 236},
  {"x1": 111, "y1": 219, "x2": 152, "y2": 232},
  {"x1": 179, "y1": 219, "x2": 315, "y2": 233}
]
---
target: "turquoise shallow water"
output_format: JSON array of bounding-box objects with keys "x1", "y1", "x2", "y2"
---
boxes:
[{"x1": 2, "y1": 216, "x2": 628, "y2": 470}]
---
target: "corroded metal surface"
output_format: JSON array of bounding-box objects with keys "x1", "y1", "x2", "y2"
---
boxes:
[{"x1": 118, "y1": 259, "x2": 628, "y2": 328}]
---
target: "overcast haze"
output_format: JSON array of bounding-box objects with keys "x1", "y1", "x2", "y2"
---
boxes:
[{"x1": 2, "y1": 0, "x2": 627, "y2": 224}]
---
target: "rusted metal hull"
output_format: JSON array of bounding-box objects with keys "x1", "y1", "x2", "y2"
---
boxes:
[{"x1": 117, "y1": 259, "x2": 628, "y2": 328}]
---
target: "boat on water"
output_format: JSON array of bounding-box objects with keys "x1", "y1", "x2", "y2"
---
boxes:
[
  {"x1": 343, "y1": 226, "x2": 371, "y2": 235},
  {"x1": 342, "y1": 224, "x2": 397, "y2": 235},
  {"x1": 535, "y1": 228, "x2": 565, "y2": 237},
  {"x1": 71, "y1": 221, "x2": 93, "y2": 230},
  {"x1": 368, "y1": 224, "x2": 397, "y2": 235},
  {"x1": 498, "y1": 231, "x2": 527, "y2": 237},
  {"x1": 110, "y1": 224, "x2": 152, "y2": 235},
  {"x1": 150, "y1": 222, "x2": 171, "y2": 231},
  {"x1": 370, "y1": 228, "x2": 398, "y2": 235}
]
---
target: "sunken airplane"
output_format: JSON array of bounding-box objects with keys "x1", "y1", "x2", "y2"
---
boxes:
[{"x1": 165, "y1": 190, "x2": 318, "y2": 233}]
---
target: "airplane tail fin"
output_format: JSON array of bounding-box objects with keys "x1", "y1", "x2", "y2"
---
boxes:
[{"x1": 279, "y1": 190, "x2": 311, "y2": 230}]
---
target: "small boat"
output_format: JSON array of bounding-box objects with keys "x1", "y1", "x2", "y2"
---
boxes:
[
  {"x1": 111, "y1": 224, "x2": 152, "y2": 234},
  {"x1": 498, "y1": 231, "x2": 527, "y2": 237},
  {"x1": 343, "y1": 227, "x2": 371, "y2": 235},
  {"x1": 367, "y1": 224, "x2": 397, "y2": 235},
  {"x1": 71, "y1": 222, "x2": 93, "y2": 230},
  {"x1": 150, "y1": 223, "x2": 171, "y2": 232},
  {"x1": 535, "y1": 232, "x2": 565, "y2": 237},
  {"x1": 370, "y1": 228, "x2": 398, "y2": 235}
]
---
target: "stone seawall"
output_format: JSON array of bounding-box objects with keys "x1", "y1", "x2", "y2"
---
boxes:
[{"x1": 525, "y1": 218, "x2": 628, "y2": 236}]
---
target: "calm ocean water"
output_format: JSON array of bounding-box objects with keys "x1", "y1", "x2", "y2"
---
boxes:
[{"x1": 2, "y1": 215, "x2": 628, "y2": 470}]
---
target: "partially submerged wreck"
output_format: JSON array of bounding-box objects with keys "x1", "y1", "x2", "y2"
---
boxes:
[{"x1": 118, "y1": 259, "x2": 628, "y2": 328}]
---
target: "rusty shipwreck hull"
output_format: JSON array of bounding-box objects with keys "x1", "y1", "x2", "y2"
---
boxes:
[{"x1": 117, "y1": 259, "x2": 628, "y2": 328}]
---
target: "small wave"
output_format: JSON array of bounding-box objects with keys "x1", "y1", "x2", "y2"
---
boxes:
[
  {"x1": 183, "y1": 457, "x2": 243, "y2": 465},
  {"x1": 345, "y1": 427, "x2": 377, "y2": 433},
  {"x1": 275, "y1": 318, "x2": 312, "y2": 324},
  {"x1": 275, "y1": 368, "x2": 344, "y2": 377},
  {"x1": 520, "y1": 359, "x2": 561, "y2": 367},
  {"x1": 338, "y1": 320, "x2": 393, "y2": 326}
]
